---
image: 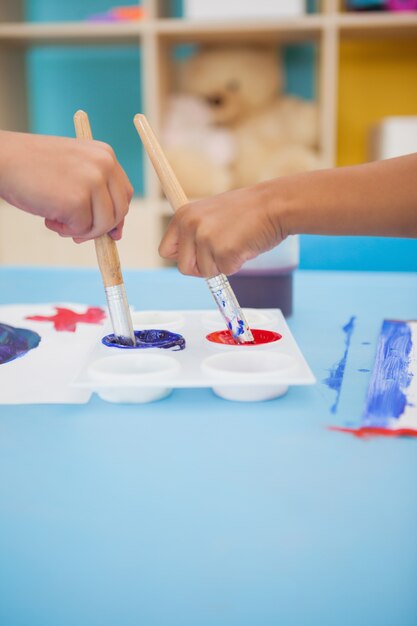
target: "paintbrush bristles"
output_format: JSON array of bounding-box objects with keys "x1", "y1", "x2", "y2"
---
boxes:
[{"x1": 134, "y1": 114, "x2": 188, "y2": 213}]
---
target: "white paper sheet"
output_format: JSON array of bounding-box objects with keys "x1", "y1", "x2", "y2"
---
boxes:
[{"x1": 0, "y1": 303, "x2": 106, "y2": 404}]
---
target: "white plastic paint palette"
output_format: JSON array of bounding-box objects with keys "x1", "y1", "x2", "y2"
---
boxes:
[{"x1": 73, "y1": 308, "x2": 315, "y2": 403}]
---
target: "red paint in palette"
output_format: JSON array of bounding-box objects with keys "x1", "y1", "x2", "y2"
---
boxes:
[
  {"x1": 206, "y1": 328, "x2": 282, "y2": 346},
  {"x1": 26, "y1": 306, "x2": 106, "y2": 332}
]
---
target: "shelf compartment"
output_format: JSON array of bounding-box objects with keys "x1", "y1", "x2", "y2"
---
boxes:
[{"x1": 0, "y1": 198, "x2": 162, "y2": 268}]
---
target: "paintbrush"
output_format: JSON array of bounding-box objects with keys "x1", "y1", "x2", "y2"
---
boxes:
[
  {"x1": 134, "y1": 114, "x2": 254, "y2": 344},
  {"x1": 73, "y1": 110, "x2": 135, "y2": 346}
]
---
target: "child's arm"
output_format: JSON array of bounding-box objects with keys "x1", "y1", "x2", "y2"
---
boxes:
[
  {"x1": 0, "y1": 131, "x2": 133, "y2": 242},
  {"x1": 159, "y1": 153, "x2": 417, "y2": 277}
]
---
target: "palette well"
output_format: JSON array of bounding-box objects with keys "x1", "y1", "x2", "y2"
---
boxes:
[{"x1": 72, "y1": 309, "x2": 315, "y2": 403}]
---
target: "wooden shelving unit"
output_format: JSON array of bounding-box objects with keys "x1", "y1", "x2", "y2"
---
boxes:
[{"x1": 0, "y1": 0, "x2": 416, "y2": 267}]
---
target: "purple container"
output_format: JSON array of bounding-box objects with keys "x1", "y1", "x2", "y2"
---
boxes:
[
  {"x1": 229, "y1": 269, "x2": 294, "y2": 318},
  {"x1": 386, "y1": 0, "x2": 417, "y2": 9}
]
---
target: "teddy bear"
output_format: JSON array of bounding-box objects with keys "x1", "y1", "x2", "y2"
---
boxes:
[
  {"x1": 161, "y1": 93, "x2": 236, "y2": 197},
  {"x1": 162, "y1": 44, "x2": 322, "y2": 198}
]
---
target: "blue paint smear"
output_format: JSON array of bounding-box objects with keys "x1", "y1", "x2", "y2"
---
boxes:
[
  {"x1": 0, "y1": 323, "x2": 41, "y2": 365},
  {"x1": 324, "y1": 316, "x2": 356, "y2": 414},
  {"x1": 363, "y1": 320, "x2": 413, "y2": 428}
]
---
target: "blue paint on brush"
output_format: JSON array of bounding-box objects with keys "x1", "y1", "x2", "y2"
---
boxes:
[
  {"x1": 0, "y1": 323, "x2": 41, "y2": 365},
  {"x1": 363, "y1": 320, "x2": 413, "y2": 428},
  {"x1": 324, "y1": 316, "x2": 356, "y2": 414}
]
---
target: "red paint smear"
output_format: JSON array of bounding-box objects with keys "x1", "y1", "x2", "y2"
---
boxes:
[
  {"x1": 206, "y1": 328, "x2": 282, "y2": 346},
  {"x1": 26, "y1": 306, "x2": 106, "y2": 332},
  {"x1": 328, "y1": 426, "x2": 417, "y2": 439}
]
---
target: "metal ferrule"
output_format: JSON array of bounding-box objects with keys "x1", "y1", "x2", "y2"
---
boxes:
[
  {"x1": 105, "y1": 284, "x2": 136, "y2": 346},
  {"x1": 206, "y1": 274, "x2": 254, "y2": 344}
]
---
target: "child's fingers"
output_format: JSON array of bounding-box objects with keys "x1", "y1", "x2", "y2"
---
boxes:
[
  {"x1": 89, "y1": 184, "x2": 118, "y2": 238},
  {"x1": 117, "y1": 163, "x2": 134, "y2": 202},
  {"x1": 159, "y1": 218, "x2": 180, "y2": 260},
  {"x1": 195, "y1": 242, "x2": 219, "y2": 278},
  {"x1": 44, "y1": 218, "x2": 71, "y2": 236},
  {"x1": 72, "y1": 218, "x2": 124, "y2": 244},
  {"x1": 108, "y1": 218, "x2": 125, "y2": 241},
  {"x1": 108, "y1": 168, "x2": 131, "y2": 227},
  {"x1": 176, "y1": 232, "x2": 200, "y2": 277}
]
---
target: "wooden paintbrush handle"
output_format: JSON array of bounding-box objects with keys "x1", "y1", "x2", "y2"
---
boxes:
[
  {"x1": 134, "y1": 114, "x2": 188, "y2": 212},
  {"x1": 73, "y1": 110, "x2": 123, "y2": 287},
  {"x1": 134, "y1": 114, "x2": 254, "y2": 344}
]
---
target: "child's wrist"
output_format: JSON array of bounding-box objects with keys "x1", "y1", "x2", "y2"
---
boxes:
[
  {"x1": 261, "y1": 177, "x2": 300, "y2": 241},
  {"x1": 0, "y1": 131, "x2": 6, "y2": 197},
  {"x1": 0, "y1": 131, "x2": 13, "y2": 199}
]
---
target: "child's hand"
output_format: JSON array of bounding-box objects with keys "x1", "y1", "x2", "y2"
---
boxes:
[
  {"x1": 0, "y1": 131, "x2": 133, "y2": 242},
  {"x1": 159, "y1": 152, "x2": 417, "y2": 278},
  {"x1": 159, "y1": 183, "x2": 285, "y2": 277}
]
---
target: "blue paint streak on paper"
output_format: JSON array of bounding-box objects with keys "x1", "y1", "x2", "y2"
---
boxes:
[
  {"x1": 324, "y1": 316, "x2": 356, "y2": 414},
  {"x1": 0, "y1": 323, "x2": 41, "y2": 365},
  {"x1": 363, "y1": 320, "x2": 413, "y2": 428}
]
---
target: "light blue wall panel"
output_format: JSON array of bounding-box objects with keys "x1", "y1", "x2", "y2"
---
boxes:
[
  {"x1": 283, "y1": 43, "x2": 316, "y2": 100},
  {"x1": 27, "y1": 46, "x2": 144, "y2": 195},
  {"x1": 25, "y1": 0, "x2": 138, "y2": 22},
  {"x1": 299, "y1": 235, "x2": 417, "y2": 272}
]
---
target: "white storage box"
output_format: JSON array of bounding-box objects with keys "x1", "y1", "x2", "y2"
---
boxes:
[
  {"x1": 371, "y1": 116, "x2": 417, "y2": 160},
  {"x1": 183, "y1": 0, "x2": 305, "y2": 20}
]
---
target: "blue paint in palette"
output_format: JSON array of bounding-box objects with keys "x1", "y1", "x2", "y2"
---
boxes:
[
  {"x1": 102, "y1": 329, "x2": 186, "y2": 351},
  {"x1": 363, "y1": 320, "x2": 413, "y2": 428},
  {"x1": 0, "y1": 323, "x2": 41, "y2": 365},
  {"x1": 324, "y1": 316, "x2": 356, "y2": 414}
]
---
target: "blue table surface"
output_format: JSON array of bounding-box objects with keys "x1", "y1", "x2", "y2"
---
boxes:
[{"x1": 0, "y1": 267, "x2": 416, "y2": 626}]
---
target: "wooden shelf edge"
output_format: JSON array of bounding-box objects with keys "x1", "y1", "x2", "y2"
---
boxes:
[
  {"x1": 336, "y1": 11, "x2": 417, "y2": 36},
  {"x1": 0, "y1": 21, "x2": 148, "y2": 45},
  {"x1": 1, "y1": 13, "x2": 416, "y2": 45},
  {"x1": 155, "y1": 14, "x2": 325, "y2": 38},
  {"x1": 0, "y1": 15, "x2": 325, "y2": 45}
]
